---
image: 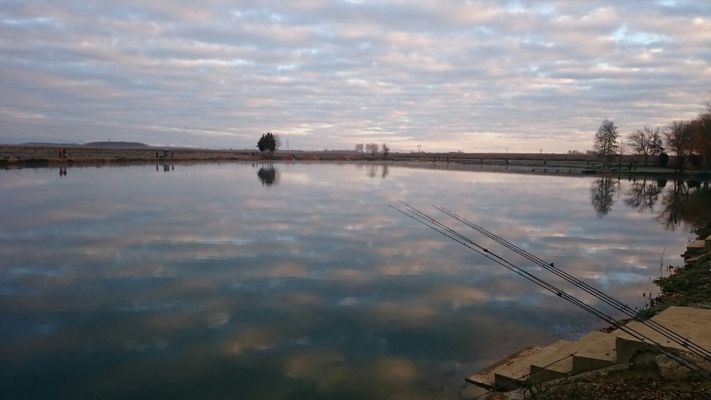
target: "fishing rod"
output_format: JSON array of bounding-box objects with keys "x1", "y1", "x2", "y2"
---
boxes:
[
  {"x1": 439, "y1": 204, "x2": 711, "y2": 362},
  {"x1": 434, "y1": 205, "x2": 711, "y2": 363},
  {"x1": 391, "y1": 203, "x2": 711, "y2": 378},
  {"x1": 393, "y1": 204, "x2": 625, "y2": 326},
  {"x1": 395, "y1": 203, "x2": 710, "y2": 377}
]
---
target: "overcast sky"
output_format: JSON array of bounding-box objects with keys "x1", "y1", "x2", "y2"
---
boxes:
[{"x1": 1, "y1": 1, "x2": 710, "y2": 152}]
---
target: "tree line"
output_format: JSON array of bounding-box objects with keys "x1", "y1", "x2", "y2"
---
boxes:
[
  {"x1": 355, "y1": 143, "x2": 390, "y2": 157},
  {"x1": 594, "y1": 97, "x2": 711, "y2": 171},
  {"x1": 255, "y1": 133, "x2": 393, "y2": 158}
]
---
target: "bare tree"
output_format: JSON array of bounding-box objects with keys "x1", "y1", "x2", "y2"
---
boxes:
[
  {"x1": 381, "y1": 143, "x2": 390, "y2": 158},
  {"x1": 594, "y1": 120, "x2": 620, "y2": 167},
  {"x1": 693, "y1": 98, "x2": 711, "y2": 168},
  {"x1": 365, "y1": 143, "x2": 378, "y2": 156},
  {"x1": 628, "y1": 126, "x2": 663, "y2": 166},
  {"x1": 665, "y1": 121, "x2": 693, "y2": 171},
  {"x1": 650, "y1": 127, "x2": 664, "y2": 160}
]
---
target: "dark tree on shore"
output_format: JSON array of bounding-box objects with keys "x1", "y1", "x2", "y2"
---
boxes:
[
  {"x1": 692, "y1": 106, "x2": 711, "y2": 169},
  {"x1": 594, "y1": 120, "x2": 620, "y2": 167},
  {"x1": 628, "y1": 126, "x2": 662, "y2": 166},
  {"x1": 664, "y1": 121, "x2": 693, "y2": 171},
  {"x1": 382, "y1": 143, "x2": 390, "y2": 158},
  {"x1": 650, "y1": 128, "x2": 664, "y2": 161},
  {"x1": 257, "y1": 132, "x2": 280, "y2": 157}
]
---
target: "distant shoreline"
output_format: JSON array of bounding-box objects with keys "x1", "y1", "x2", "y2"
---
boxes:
[{"x1": 1, "y1": 144, "x2": 707, "y2": 178}]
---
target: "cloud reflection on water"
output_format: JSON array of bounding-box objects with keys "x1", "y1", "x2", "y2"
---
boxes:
[{"x1": 0, "y1": 163, "x2": 698, "y2": 399}]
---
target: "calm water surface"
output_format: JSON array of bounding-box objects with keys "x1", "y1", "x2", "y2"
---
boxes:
[{"x1": 0, "y1": 163, "x2": 694, "y2": 399}]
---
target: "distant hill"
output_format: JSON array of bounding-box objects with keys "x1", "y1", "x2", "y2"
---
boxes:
[{"x1": 83, "y1": 141, "x2": 150, "y2": 149}]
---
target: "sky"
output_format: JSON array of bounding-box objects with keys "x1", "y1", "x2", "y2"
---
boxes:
[{"x1": 1, "y1": 1, "x2": 710, "y2": 152}]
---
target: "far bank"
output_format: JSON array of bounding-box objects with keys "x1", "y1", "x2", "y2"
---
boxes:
[{"x1": 1, "y1": 145, "x2": 708, "y2": 179}]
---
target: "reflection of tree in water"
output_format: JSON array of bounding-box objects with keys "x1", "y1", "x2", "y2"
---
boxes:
[
  {"x1": 607, "y1": 176, "x2": 711, "y2": 236},
  {"x1": 624, "y1": 178, "x2": 662, "y2": 213},
  {"x1": 367, "y1": 164, "x2": 389, "y2": 178},
  {"x1": 155, "y1": 164, "x2": 174, "y2": 172},
  {"x1": 590, "y1": 177, "x2": 617, "y2": 217},
  {"x1": 655, "y1": 179, "x2": 711, "y2": 235},
  {"x1": 257, "y1": 165, "x2": 279, "y2": 186}
]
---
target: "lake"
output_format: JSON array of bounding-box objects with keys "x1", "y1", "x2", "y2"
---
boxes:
[{"x1": 0, "y1": 163, "x2": 696, "y2": 399}]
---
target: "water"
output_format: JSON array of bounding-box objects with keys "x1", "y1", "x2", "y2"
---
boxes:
[{"x1": 0, "y1": 163, "x2": 696, "y2": 399}]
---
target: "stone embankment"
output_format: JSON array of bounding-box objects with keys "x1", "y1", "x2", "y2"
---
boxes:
[
  {"x1": 468, "y1": 306, "x2": 711, "y2": 392},
  {"x1": 465, "y1": 235, "x2": 711, "y2": 399}
]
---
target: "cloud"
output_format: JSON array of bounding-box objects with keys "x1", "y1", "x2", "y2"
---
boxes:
[{"x1": 0, "y1": 1, "x2": 709, "y2": 150}]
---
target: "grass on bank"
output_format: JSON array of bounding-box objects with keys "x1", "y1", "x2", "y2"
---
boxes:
[{"x1": 640, "y1": 253, "x2": 711, "y2": 319}]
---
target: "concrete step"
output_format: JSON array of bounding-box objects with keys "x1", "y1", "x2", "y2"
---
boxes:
[
  {"x1": 529, "y1": 331, "x2": 617, "y2": 383},
  {"x1": 467, "y1": 306, "x2": 711, "y2": 393},
  {"x1": 469, "y1": 332, "x2": 619, "y2": 391},
  {"x1": 614, "y1": 306, "x2": 711, "y2": 363},
  {"x1": 684, "y1": 239, "x2": 708, "y2": 259},
  {"x1": 493, "y1": 340, "x2": 574, "y2": 390},
  {"x1": 528, "y1": 356, "x2": 571, "y2": 384},
  {"x1": 571, "y1": 331, "x2": 617, "y2": 374},
  {"x1": 683, "y1": 235, "x2": 710, "y2": 259},
  {"x1": 466, "y1": 346, "x2": 542, "y2": 389}
]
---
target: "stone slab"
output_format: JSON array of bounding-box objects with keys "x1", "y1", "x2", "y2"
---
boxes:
[
  {"x1": 687, "y1": 240, "x2": 706, "y2": 250},
  {"x1": 571, "y1": 331, "x2": 617, "y2": 374},
  {"x1": 614, "y1": 306, "x2": 711, "y2": 363},
  {"x1": 493, "y1": 340, "x2": 574, "y2": 389},
  {"x1": 466, "y1": 346, "x2": 541, "y2": 389}
]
